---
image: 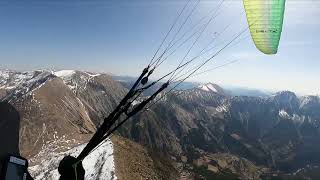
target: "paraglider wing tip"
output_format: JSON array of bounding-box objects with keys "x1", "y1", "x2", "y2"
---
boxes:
[{"x1": 256, "y1": 46, "x2": 278, "y2": 55}]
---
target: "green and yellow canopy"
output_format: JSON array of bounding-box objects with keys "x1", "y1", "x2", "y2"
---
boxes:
[{"x1": 243, "y1": 0, "x2": 286, "y2": 54}]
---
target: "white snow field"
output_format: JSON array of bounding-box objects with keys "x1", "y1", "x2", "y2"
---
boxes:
[{"x1": 29, "y1": 139, "x2": 116, "y2": 180}]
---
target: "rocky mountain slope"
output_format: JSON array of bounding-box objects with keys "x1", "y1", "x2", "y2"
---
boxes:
[
  {"x1": 0, "y1": 70, "x2": 178, "y2": 179},
  {"x1": 119, "y1": 87, "x2": 320, "y2": 178},
  {"x1": 0, "y1": 70, "x2": 126, "y2": 159},
  {"x1": 1, "y1": 69, "x2": 319, "y2": 179}
]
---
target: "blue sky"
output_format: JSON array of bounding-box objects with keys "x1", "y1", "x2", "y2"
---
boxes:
[{"x1": 0, "y1": 0, "x2": 319, "y2": 95}]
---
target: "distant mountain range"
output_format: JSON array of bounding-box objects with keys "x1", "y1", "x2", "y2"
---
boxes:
[
  {"x1": 112, "y1": 75, "x2": 273, "y2": 97},
  {"x1": 1, "y1": 70, "x2": 320, "y2": 179}
]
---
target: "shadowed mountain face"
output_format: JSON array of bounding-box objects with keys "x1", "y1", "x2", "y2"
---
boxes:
[
  {"x1": 0, "y1": 102, "x2": 20, "y2": 171},
  {"x1": 1, "y1": 70, "x2": 320, "y2": 179}
]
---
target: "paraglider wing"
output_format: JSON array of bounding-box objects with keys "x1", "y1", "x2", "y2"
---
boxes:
[{"x1": 243, "y1": 0, "x2": 285, "y2": 54}]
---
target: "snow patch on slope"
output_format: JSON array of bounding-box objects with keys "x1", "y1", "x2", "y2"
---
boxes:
[
  {"x1": 216, "y1": 104, "x2": 227, "y2": 113},
  {"x1": 0, "y1": 70, "x2": 10, "y2": 87},
  {"x1": 29, "y1": 139, "x2": 116, "y2": 180},
  {"x1": 84, "y1": 71, "x2": 101, "y2": 77},
  {"x1": 199, "y1": 83, "x2": 218, "y2": 93},
  {"x1": 53, "y1": 70, "x2": 77, "y2": 90},
  {"x1": 54, "y1": 70, "x2": 76, "y2": 78},
  {"x1": 278, "y1": 109, "x2": 305, "y2": 124},
  {"x1": 300, "y1": 95, "x2": 320, "y2": 108},
  {"x1": 279, "y1": 109, "x2": 290, "y2": 119}
]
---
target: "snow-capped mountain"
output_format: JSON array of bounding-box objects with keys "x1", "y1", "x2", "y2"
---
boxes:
[
  {"x1": 53, "y1": 70, "x2": 101, "y2": 93},
  {"x1": 198, "y1": 82, "x2": 226, "y2": 95}
]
